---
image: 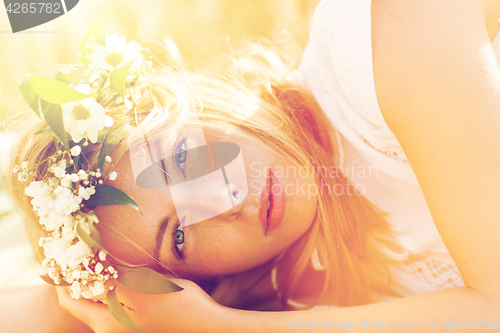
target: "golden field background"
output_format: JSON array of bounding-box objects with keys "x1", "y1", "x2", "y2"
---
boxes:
[{"x1": 0, "y1": 0, "x2": 319, "y2": 122}]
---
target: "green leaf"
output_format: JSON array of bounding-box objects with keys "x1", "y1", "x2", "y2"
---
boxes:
[
  {"x1": 85, "y1": 184, "x2": 142, "y2": 214},
  {"x1": 39, "y1": 275, "x2": 71, "y2": 287},
  {"x1": 75, "y1": 221, "x2": 104, "y2": 252},
  {"x1": 97, "y1": 127, "x2": 112, "y2": 143},
  {"x1": 116, "y1": 266, "x2": 184, "y2": 294},
  {"x1": 19, "y1": 75, "x2": 41, "y2": 118},
  {"x1": 106, "y1": 288, "x2": 145, "y2": 333},
  {"x1": 35, "y1": 128, "x2": 54, "y2": 136},
  {"x1": 55, "y1": 71, "x2": 71, "y2": 84},
  {"x1": 112, "y1": 58, "x2": 137, "y2": 98},
  {"x1": 27, "y1": 75, "x2": 91, "y2": 104},
  {"x1": 41, "y1": 101, "x2": 69, "y2": 150},
  {"x1": 79, "y1": 15, "x2": 107, "y2": 65},
  {"x1": 98, "y1": 123, "x2": 133, "y2": 170},
  {"x1": 89, "y1": 223, "x2": 102, "y2": 244}
]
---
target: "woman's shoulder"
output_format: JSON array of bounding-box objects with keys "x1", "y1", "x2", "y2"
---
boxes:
[
  {"x1": 371, "y1": 0, "x2": 499, "y2": 126},
  {"x1": 301, "y1": 0, "x2": 410, "y2": 163}
]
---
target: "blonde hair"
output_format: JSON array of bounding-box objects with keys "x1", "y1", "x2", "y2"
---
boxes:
[{"x1": 6, "y1": 40, "x2": 400, "y2": 309}]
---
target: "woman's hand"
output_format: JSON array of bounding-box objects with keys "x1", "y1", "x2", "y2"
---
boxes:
[{"x1": 56, "y1": 278, "x2": 230, "y2": 333}]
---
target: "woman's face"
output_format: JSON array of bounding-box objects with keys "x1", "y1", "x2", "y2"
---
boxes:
[{"x1": 96, "y1": 124, "x2": 317, "y2": 279}]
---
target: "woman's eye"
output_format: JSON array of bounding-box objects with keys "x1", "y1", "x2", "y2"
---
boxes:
[
  {"x1": 175, "y1": 139, "x2": 186, "y2": 173},
  {"x1": 174, "y1": 223, "x2": 184, "y2": 252}
]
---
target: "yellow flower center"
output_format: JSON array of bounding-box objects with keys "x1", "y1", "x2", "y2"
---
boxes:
[
  {"x1": 105, "y1": 52, "x2": 124, "y2": 67},
  {"x1": 72, "y1": 105, "x2": 90, "y2": 120}
]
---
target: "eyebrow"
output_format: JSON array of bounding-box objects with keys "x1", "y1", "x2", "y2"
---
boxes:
[{"x1": 154, "y1": 216, "x2": 170, "y2": 265}]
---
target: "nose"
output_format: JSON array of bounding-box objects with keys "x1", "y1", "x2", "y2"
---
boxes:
[{"x1": 169, "y1": 172, "x2": 244, "y2": 227}]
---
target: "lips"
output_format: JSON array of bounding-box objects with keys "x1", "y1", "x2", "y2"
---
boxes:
[{"x1": 258, "y1": 170, "x2": 286, "y2": 235}]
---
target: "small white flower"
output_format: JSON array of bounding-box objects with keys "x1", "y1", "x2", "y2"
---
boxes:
[
  {"x1": 104, "y1": 116, "x2": 114, "y2": 127},
  {"x1": 109, "y1": 171, "x2": 117, "y2": 181},
  {"x1": 21, "y1": 161, "x2": 29, "y2": 169},
  {"x1": 70, "y1": 270, "x2": 82, "y2": 280},
  {"x1": 70, "y1": 145, "x2": 82, "y2": 156},
  {"x1": 61, "y1": 175, "x2": 71, "y2": 187},
  {"x1": 41, "y1": 257, "x2": 50, "y2": 268},
  {"x1": 95, "y1": 172, "x2": 102, "y2": 178},
  {"x1": 48, "y1": 267, "x2": 61, "y2": 284},
  {"x1": 25, "y1": 181, "x2": 50, "y2": 204},
  {"x1": 105, "y1": 156, "x2": 112, "y2": 163},
  {"x1": 65, "y1": 241, "x2": 92, "y2": 269},
  {"x1": 78, "y1": 186, "x2": 91, "y2": 200},
  {"x1": 81, "y1": 271, "x2": 90, "y2": 280},
  {"x1": 95, "y1": 262, "x2": 104, "y2": 274},
  {"x1": 70, "y1": 173, "x2": 80, "y2": 182},
  {"x1": 98, "y1": 251, "x2": 107, "y2": 261},
  {"x1": 12, "y1": 165, "x2": 19, "y2": 173},
  {"x1": 89, "y1": 33, "x2": 143, "y2": 71},
  {"x1": 18, "y1": 172, "x2": 28, "y2": 182},
  {"x1": 43, "y1": 238, "x2": 71, "y2": 262},
  {"x1": 93, "y1": 281, "x2": 105, "y2": 296},
  {"x1": 71, "y1": 281, "x2": 82, "y2": 299},
  {"x1": 50, "y1": 160, "x2": 67, "y2": 178},
  {"x1": 78, "y1": 170, "x2": 88, "y2": 180}
]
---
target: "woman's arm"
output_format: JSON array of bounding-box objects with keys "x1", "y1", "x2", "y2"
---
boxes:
[
  {"x1": 0, "y1": 285, "x2": 93, "y2": 333},
  {"x1": 230, "y1": 1, "x2": 500, "y2": 331},
  {"x1": 372, "y1": 0, "x2": 500, "y2": 302}
]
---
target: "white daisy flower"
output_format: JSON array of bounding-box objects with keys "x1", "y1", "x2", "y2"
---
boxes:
[
  {"x1": 62, "y1": 84, "x2": 106, "y2": 144},
  {"x1": 89, "y1": 33, "x2": 143, "y2": 72}
]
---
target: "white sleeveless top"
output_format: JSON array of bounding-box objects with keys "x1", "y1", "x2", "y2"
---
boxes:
[{"x1": 299, "y1": 0, "x2": 500, "y2": 298}]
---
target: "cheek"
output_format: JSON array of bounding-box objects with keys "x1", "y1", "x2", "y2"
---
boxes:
[
  {"x1": 95, "y1": 208, "x2": 156, "y2": 266},
  {"x1": 177, "y1": 225, "x2": 283, "y2": 277}
]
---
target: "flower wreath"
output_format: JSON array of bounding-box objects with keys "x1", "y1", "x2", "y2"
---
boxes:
[{"x1": 13, "y1": 16, "x2": 181, "y2": 333}]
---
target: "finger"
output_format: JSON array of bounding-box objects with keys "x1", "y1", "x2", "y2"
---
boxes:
[
  {"x1": 113, "y1": 277, "x2": 195, "y2": 310},
  {"x1": 56, "y1": 287, "x2": 135, "y2": 333}
]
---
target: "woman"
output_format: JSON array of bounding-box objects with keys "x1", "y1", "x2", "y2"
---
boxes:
[{"x1": 5, "y1": 0, "x2": 500, "y2": 332}]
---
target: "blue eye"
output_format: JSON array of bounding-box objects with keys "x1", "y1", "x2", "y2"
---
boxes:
[
  {"x1": 174, "y1": 223, "x2": 184, "y2": 251},
  {"x1": 171, "y1": 220, "x2": 184, "y2": 260},
  {"x1": 175, "y1": 138, "x2": 186, "y2": 173}
]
